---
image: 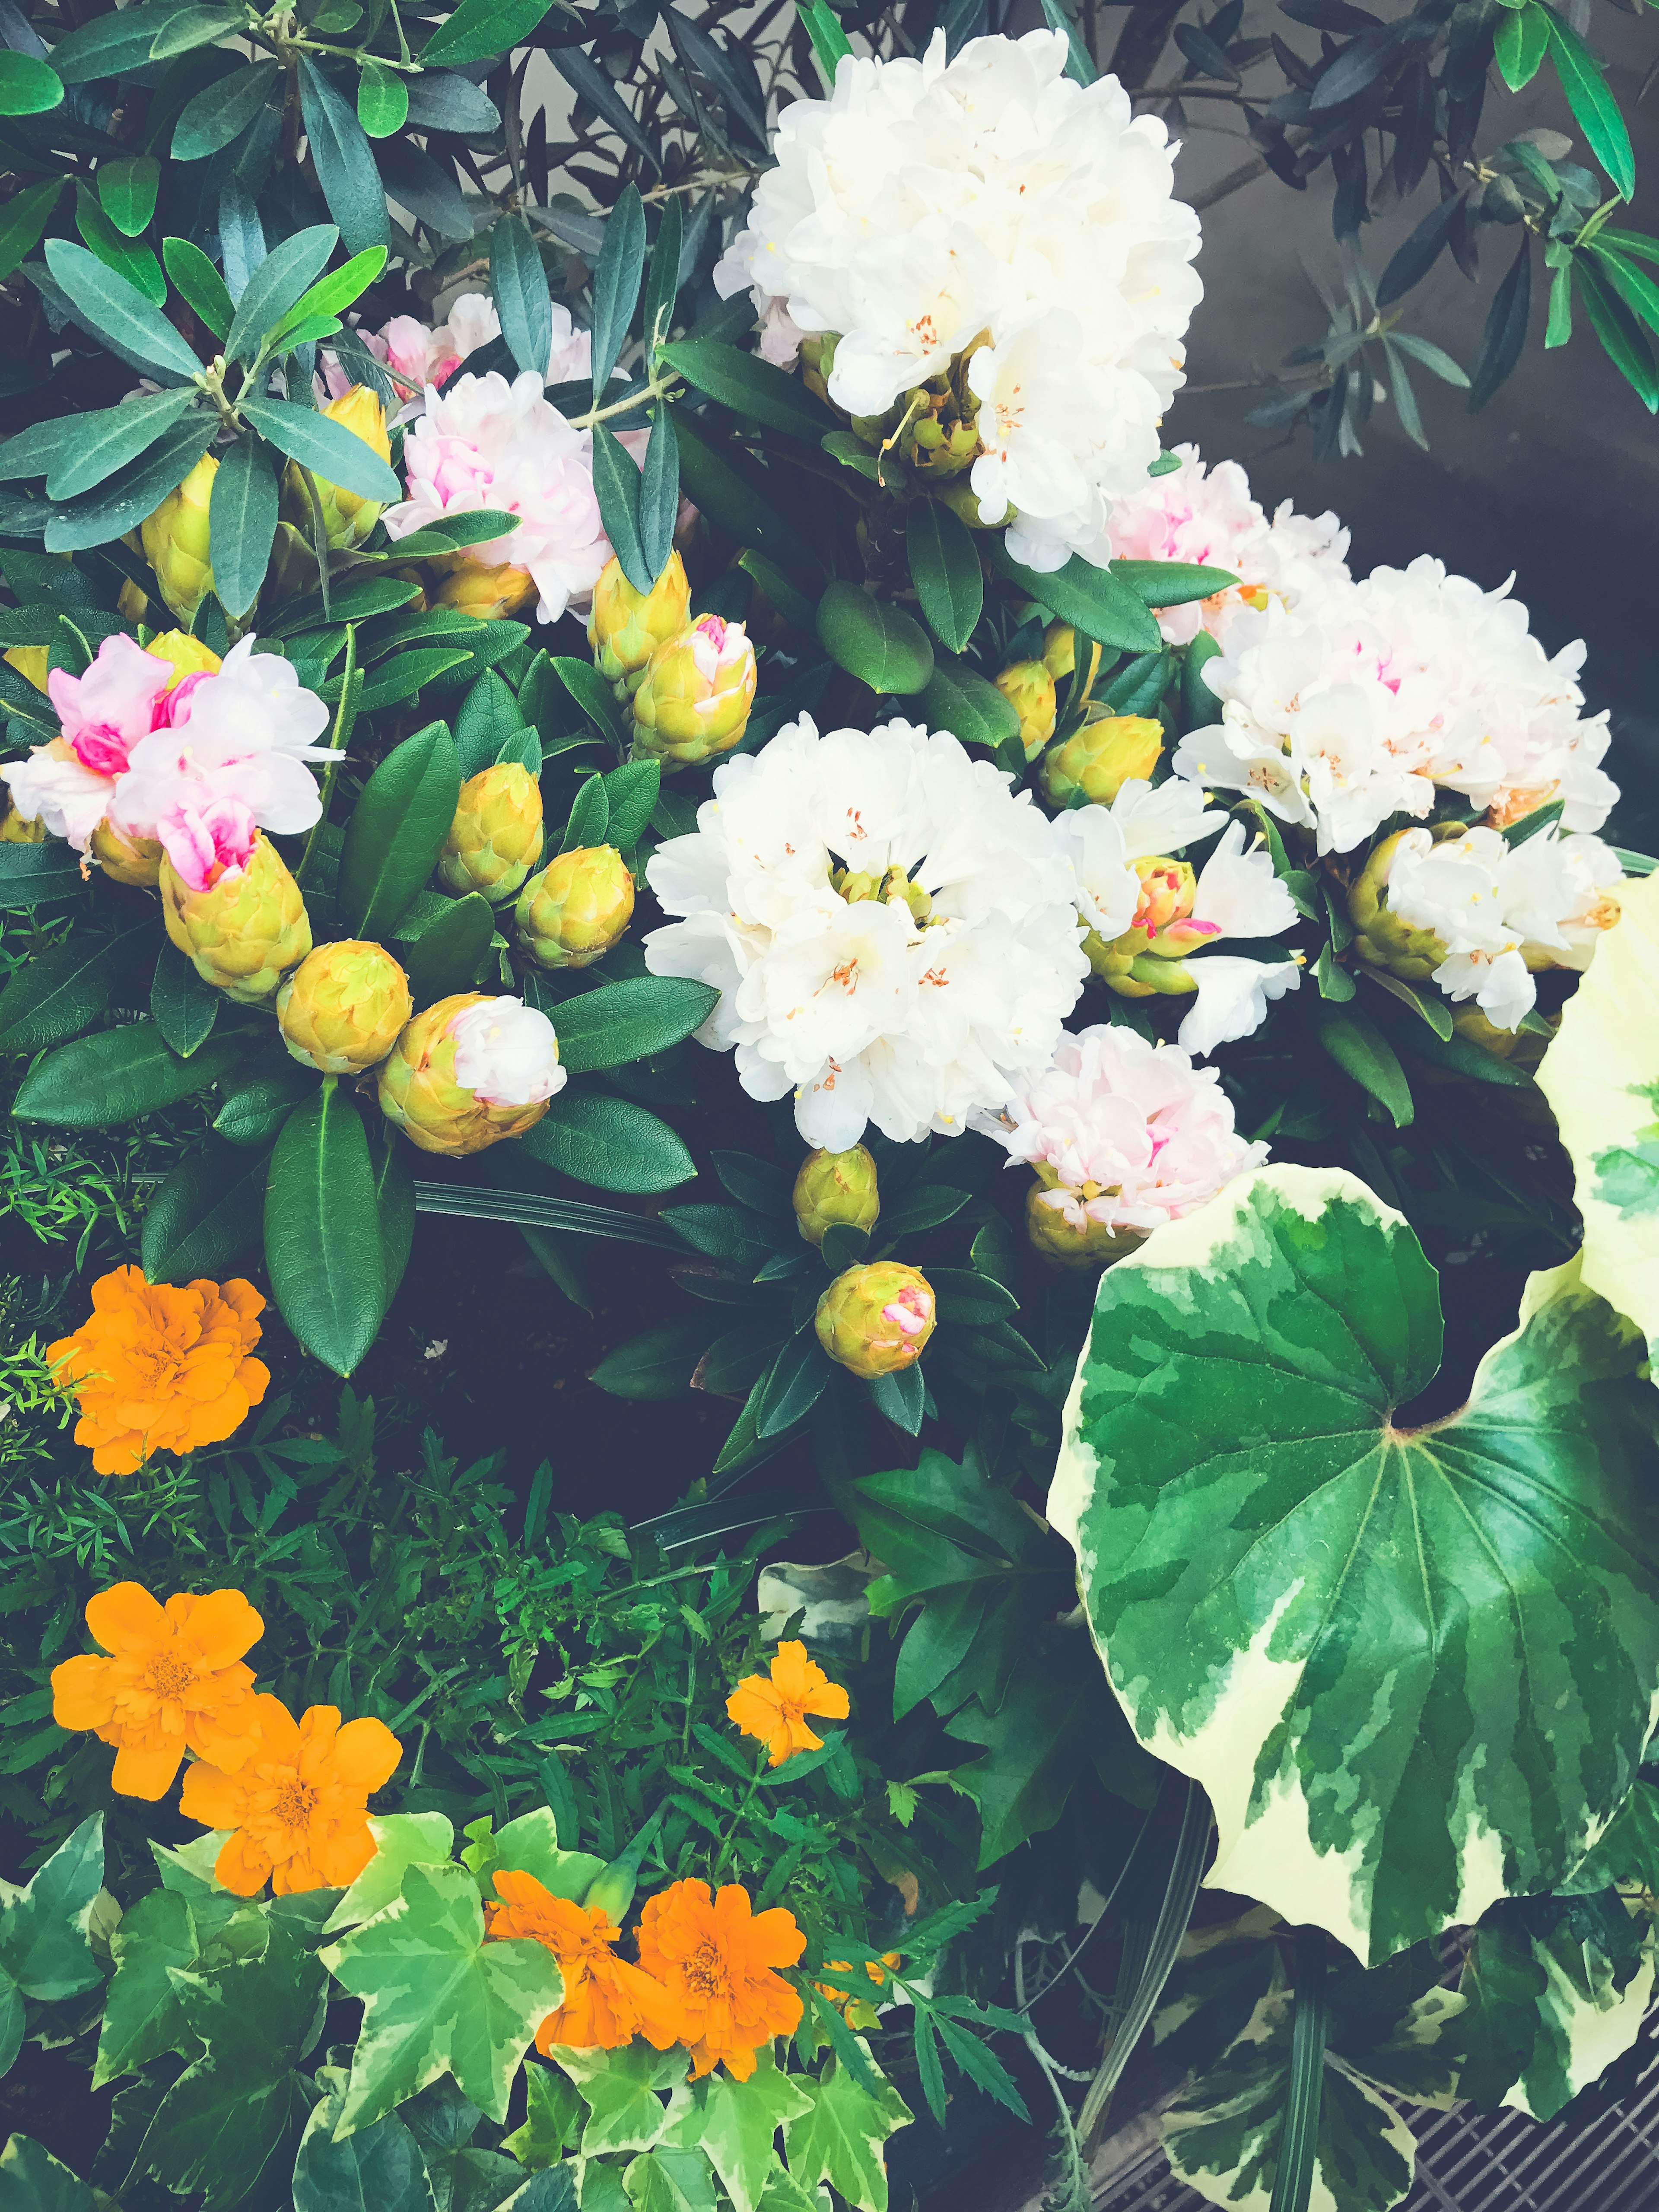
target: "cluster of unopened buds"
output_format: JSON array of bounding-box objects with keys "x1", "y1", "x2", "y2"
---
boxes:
[{"x1": 588, "y1": 551, "x2": 758, "y2": 772}]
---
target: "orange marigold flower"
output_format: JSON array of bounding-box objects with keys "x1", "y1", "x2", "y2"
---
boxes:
[
  {"x1": 725, "y1": 1641, "x2": 851, "y2": 1768},
  {"x1": 636, "y1": 1878, "x2": 805, "y2": 2081},
  {"x1": 485, "y1": 1870, "x2": 682, "y2": 2053},
  {"x1": 47, "y1": 1266, "x2": 270, "y2": 1477},
  {"x1": 178, "y1": 1694, "x2": 401, "y2": 1897},
  {"x1": 816, "y1": 1952, "x2": 902, "y2": 2024},
  {"x1": 50, "y1": 1581, "x2": 265, "y2": 1802}
]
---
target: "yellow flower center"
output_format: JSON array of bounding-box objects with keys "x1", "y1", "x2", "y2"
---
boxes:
[
  {"x1": 683, "y1": 1942, "x2": 726, "y2": 1998},
  {"x1": 145, "y1": 1654, "x2": 197, "y2": 1698},
  {"x1": 273, "y1": 1779, "x2": 318, "y2": 1828}
]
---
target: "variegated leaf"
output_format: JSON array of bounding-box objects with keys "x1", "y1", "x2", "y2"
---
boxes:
[
  {"x1": 1050, "y1": 1165, "x2": 1659, "y2": 1966},
  {"x1": 1457, "y1": 1897, "x2": 1654, "y2": 2119}
]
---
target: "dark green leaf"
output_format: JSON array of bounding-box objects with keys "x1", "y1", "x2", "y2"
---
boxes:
[
  {"x1": 993, "y1": 543, "x2": 1162, "y2": 654},
  {"x1": 40, "y1": 388, "x2": 198, "y2": 502},
  {"x1": 151, "y1": 939, "x2": 221, "y2": 1055},
  {"x1": 519, "y1": 1092, "x2": 696, "y2": 1193},
  {"x1": 660, "y1": 339, "x2": 832, "y2": 442},
  {"x1": 638, "y1": 406, "x2": 680, "y2": 583},
  {"x1": 162, "y1": 236, "x2": 234, "y2": 340},
  {"x1": 43, "y1": 415, "x2": 219, "y2": 552},
  {"x1": 96, "y1": 154, "x2": 160, "y2": 238},
  {"x1": 141, "y1": 1138, "x2": 270, "y2": 1282},
  {"x1": 916, "y1": 654, "x2": 1019, "y2": 748},
  {"x1": 264, "y1": 1080, "x2": 388, "y2": 1375},
  {"x1": 816, "y1": 582, "x2": 934, "y2": 695},
  {"x1": 239, "y1": 395, "x2": 400, "y2": 502},
  {"x1": 545, "y1": 43, "x2": 659, "y2": 170},
  {"x1": 44, "y1": 236, "x2": 203, "y2": 382},
  {"x1": 757, "y1": 1330, "x2": 832, "y2": 1437},
  {"x1": 642, "y1": 194, "x2": 683, "y2": 353},
  {"x1": 172, "y1": 57, "x2": 280, "y2": 159},
  {"x1": 148, "y1": 6, "x2": 243, "y2": 58},
  {"x1": 906, "y1": 500, "x2": 983, "y2": 652},
  {"x1": 1317, "y1": 1004, "x2": 1413, "y2": 1125},
  {"x1": 673, "y1": 412, "x2": 823, "y2": 589},
  {"x1": 0, "y1": 842, "x2": 85, "y2": 909},
  {"x1": 454, "y1": 667, "x2": 525, "y2": 777},
  {"x1": 357, "y1": 60, "x2": 410, "y2": 137},
  {"x1": 339, "y1": 720, "x2": 463, "y2": 936},
  {"x1": 590, "y1": 183, "x2": 646, "y2": 400},
  {"x1": 13, "y1": 1023, "x2": 238, "y2": 1125},
  {"x1": 550, "y1": 975, "x2": 718, "y2": 1072},
  {"x1": 208, "y1": 435, "x2": 280, "y2": 619},
  {"x1": 403, "y1": 892, "x2": 496, "y2": 999},
  {"x1": 0, "y1": 930, "x2": 131, "y2": 1050},
  {"x1": 421, "y1": 0, "x2": 555, "y2": 65},
  {"x1": 591, "y1": 420, "x2": 650, "y2": 593},
  {"x1": 590, "y1": 1320, "x2": 712, "y2": 1401},
  {"x1": 0, "y1": 54, "x2": 63, "y2": 116},
  {"x1": 550, "y1": 656, "x2": 625, "y2": 745},
  {"x1": 1545, "y1": 8, "x2": 1635, "y2": 200},
  {"x1": 0, "y1": 178, "x2": 65, "y2": 285},
  {"x1": 299, "y1": 58, "x2": 391, "y2": 256},
  {"x1": 492, "y1": 213, "x2": 552, "y2": 381},
  {"x1": 1111, "y1": 559, "x2": 1240, "y2": 608},
  {"x1": 213, "y1": 1060, "x2": 318, "y2": 1146}
]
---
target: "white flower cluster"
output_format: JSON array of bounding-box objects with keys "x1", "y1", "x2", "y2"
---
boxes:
[
  {"x1": 714, "y1": 28, "x2": 1201, "y2": 572},
  {"x1": 1173, "y1": 555, "x2": 1618, "y2": 857},
  {"x1": 1105, "y1": 444, "x2": 1350, "y2": 647},
  {"x1": 985, "y1": 1024, "x2": 1267, "y2": 1236},
  {"x1": 643, "y1": 716, "x2": 1089, "y2": 1149},
  {"x1": 1384, "y1": 825, "x2": 1622, "y2": 1031}
]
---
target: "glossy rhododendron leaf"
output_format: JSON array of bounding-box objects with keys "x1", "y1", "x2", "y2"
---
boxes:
[{"x1": 1051, "y1": 1163, "x2": 1659, "y2": 1967}]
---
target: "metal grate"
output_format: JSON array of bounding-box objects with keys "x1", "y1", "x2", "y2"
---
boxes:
[{"x1": 1095, "y1": 2012, "x2": 1659, "y2": 2212}]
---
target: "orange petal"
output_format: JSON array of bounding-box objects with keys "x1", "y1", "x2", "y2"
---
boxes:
[
  {"x1": 110, "y1": 1742, "x2": 184, "y2": 1801},
  {"x1": 315, "y1": 1821, "x2": 378, "y2": 1888},
  {"x1": 85, "y1": 1583, "x2": 167, "y2": 1655},
  {"x1": 178, "y1": 1589, "x2": 265, "y2": 1671},
  {"x1": 179, "y1": 1760, "x2": 248, "y2": 1830},
  {"x1": 215, "y1": 1830, "x2": 273, "y2": 1897},
  {"x1": 247, "y1": 1693, "x2": 300, "y2": 1764},
  {"x1": 326, "y1": 1716, "x2": 402, "y2": 1795},
  {"x1": 747, "y1": 1906, "x2": 807, "y2": 1970},
  {"x1": 295, "y1": 1705, "x2": 342, "y2": 1778},
  {"x1": 51, "y1": 1655, "x2": 114, "y2": 1732},
  {"x1": 807, "y1": 1682, "x2": 850, "y2": 1722},
  {"x1": 493, "y1": 1868, "x2": 558, "y2": 1915}
]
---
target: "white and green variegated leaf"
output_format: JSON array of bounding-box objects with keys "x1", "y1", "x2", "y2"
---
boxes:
[
  {"x1": 319, "y1": 1860, "x2": 563, "y2": 2132},
  {"x1": 547, "y1": 2041, "x2": 683, "y2": 2156},
  {"x1": 322, "y1": 1812, "x2": 455, "y2": 1933},
  {"x1": 779, "y1": 2042, "x2": 911, "y2": 2212},
  {"x1": 1560, "y1": 1776, "x2": 1659, "y2": 1895},
  {"x1": 1457, "y1": 1901, "x2": 1655, "y2": 2120},
  {"x1": 1160, "y1": 1961, "x2": 1419, "y2": 2212},
  {"x1": 1538, "y1": 870, "x2": 1659, "y2": 1363},
  {"x1": 1049, "y1": 1165, "x2": 1659, "y2": 1967},
  {"x1": 659, "y1": 2049, "x2": 815, "y2": 2212}
]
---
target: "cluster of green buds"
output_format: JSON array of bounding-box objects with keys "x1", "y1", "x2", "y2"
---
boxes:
[
  {"x1": 1346, "y1": 829, "x2": 1448, "y2": 983},
  {"x1": 1039, "y1": 714, "x2": 1164, "y2": 810},
  {"x1": 631, "y1": 611, "x2": 757, "y2": 771},
  {"x1": 516, "y1": 843, "x2": 635, "y2": 969},
  {"x1": 588, "y1": 552, "x2": 692, "y2": 695},
  {"x1": 815, "y1": 1260, "x2": 935, "y2": 1379},
  {"x1": 278, "y1": 941, "x2": 413, "y2": 1075},
  {"x1": 440, "y1": 765, "x2": 545, "y2": 903},
  {"x1": 282, "y1": 386, "x2": 392, "y2": 552},
  {"x1": 141, "y1": 453, "x2": 216, "y2": 622},
  {"x1": 792, "y1": 1145, "x2": 881, "y2": 1246},
  {"x1": 995, "y1": 659, "x2": 1057, "y2": 762},
  {"x1": 159, "y1": 834, "x2": 312, "y2": 1003},
  {"x1": 1088, "y1": 855, "x2": 1216, "y2": 995},
  {"x1": 884, "y1": 346, "x2": 986, "y2": 480}
]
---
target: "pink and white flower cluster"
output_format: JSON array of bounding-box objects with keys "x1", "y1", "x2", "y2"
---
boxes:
[
  {"x1": 448, "y1": 996, "x2": 566, "y2": 1106},
  {"x1": 0, "y1": 634, "x2": 333, "y2": 890},
  {"x1": 319, "y1": 292, "x2": 593, "y2": 404},
  {"x1": 1105, "y1": 445, "x2": 1350, "y2": 648},
  {"x1": 985, "y1": 1024, "x2": 1268, "y2": 1237},
  {"x1": 1172, "y1": 555, "x2": 1618, "y2": 856}
]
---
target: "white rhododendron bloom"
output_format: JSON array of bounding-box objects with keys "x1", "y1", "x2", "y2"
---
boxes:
[
  {"x1": 713, "y1": 28, "x2": 1201, "y2": 570},
  {"x1": 643, "y1": 716, "x2": 1090, "y2": 1149},
  {"x1": 382, "y1": 369, "x2": 612, "y2": 623},
  {"x1": 448, "y1": 997, "x2": 566, "y2": 1106},
  {"x1": 1049, "y1": 775, "x2": 1227, "y2": 941},
  {"x1": 1172, "y1": 556, "x2": 1618, "y2": 855},
  {"x1": 1106, "y1": 445, "x2": 1350, "y2": 646},
  {"x1": 1386, "y1": 825, "x2": 1622, "y2": 1030},
  {"x1": 984, "y1": 1024, "x2": 1267, "y2": 1235},
  {"x1": 1177, "y1": 953, "x2": 1303, "y2": 1056}
]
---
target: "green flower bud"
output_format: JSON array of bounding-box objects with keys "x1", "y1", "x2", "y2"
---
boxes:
[
  {"x1": 588, "y1": 552, "x2": 693, "y2": 695},
  {"x1": 283, "y1": 386, "x2": 392, "y2": 552},
  {"x1": 141, "y1": 453, "x2": 217, "y2": 622},
  {"x1": 429, "y1": 557, "x2": 539, "y2": 622},
  {"x1": 159, "y1": 833, "x2": 312, "y2": 1004},
  {"x1": 90, "y1": 820, "x2": 162, "y2": 888},
  {"x1": 814, "y1": 1261, "x2": 935, "y2": 1379},
  {"x1": 439, "y1": 764, "x2": 546, "y2": 903},
  {"x1": 0, "y1": 795, "x2": 44, "y2": 845},
  {"x1": 994, "y1": 660, "x2": 1057, "y2": 762},
  {"x1": 1039, "y1": 715, "x2": 1164, "y2": 810},
  {"x1": 376, "y1": 991, "x2": 553, "y2": 1157},
  {"x1": 581, "y1": 1814, "x2": 663, "y2": 1924},
  {"x1": 278, "y1": 941, "x2": 413, "y2": 1075},
  {"x1": 1042, "y1": 623, "x2": 1101, "y2": 704},
  {"x1": 1347, "y1": 828, "x2": 1446, "y2": 983},
  {"x1": 1025, "y1": 1173, "x2": 1149, "y2": 1271},
  {"x1": 515, "y1": 843, "x2": 635, "y2": 970},
  {"x1": 792, "y1": 1145, "x2": 881, "y2": 1247},
  {"x1": 631, "y1": 614, "x2": 757, "y2": 772}
]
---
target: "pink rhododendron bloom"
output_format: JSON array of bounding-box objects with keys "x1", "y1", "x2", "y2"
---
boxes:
[
  {"x1": 110, "y1": 638, "x2": 335, "y2": 890},
  {"x1": 1, "y1": 634, "x2": 176, "y2": 849},
  {"x1": 382, "y1": 369, "x2": 614, "y2": 623},
  {"x1": 985, "y1": 1024, "x2": 1268, "y2": 1236},
  {"x1": 321, "y1": 296, "x2": 595, "y2": 403}
]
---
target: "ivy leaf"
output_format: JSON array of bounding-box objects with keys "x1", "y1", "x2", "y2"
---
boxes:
[
  {"x1": 292, "y1": 2066, "x2": 440, "y2": 2212},
  {"x1": 1052, "y1": 1164, "x2": 1659, "y2": 1967},
  {"x1": 93, "y1": 1884, "x2": 198, "y2": 2086},
  {"x1": 623, "y1": 2148, "x2": 720, "y2": 2212},
  {"x1": 322, "y1": 1812, "x2": 456, "y2": 1933},
  {"x1": 1537, "y1": 873, "x2": 1659, "y2": 1363},
  {"x1": 0, "y1": 1814, "x2": 104, "y2": 1999},
  {"x1": 780, "y1": 2044, "x2": 912, "y2": 2212},
  {"x1": 695, "y1": 2050, "x2": 814, "y2": 2212},
  {"x1": 545, "y1": 2041, "x2": 681, "y2": 2155},
  {"x1": 320, "y1": 1861, "x2": 565, "y2": 2130},
  {"x1": 0, "y1": 2135, "x2": 108, "y2": 2211},
  {"x1": 502, "y1": 2059, "x2": 583, "y2": 2168}
]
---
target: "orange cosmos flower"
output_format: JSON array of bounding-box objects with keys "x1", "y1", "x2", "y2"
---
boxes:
[
  {"x1": 178, "y1": 1694, "x2": 401, "y2": 1897},
  {"x1": 485, "y1": 1870, "x2": 682, "y2": 2053},
  {"x1": 725, "y1": 1641, "x2": 851, "y2": 1768},
  {"x1": 47, "y1": 1266, "x2": 270, "y2": 1476},
  {"x1": 50, "y1": 1581, "x2": 265, "y2": 1801},
  {"x1": 636, "y1": 1878, "x2": 805, "y2": 2080}
]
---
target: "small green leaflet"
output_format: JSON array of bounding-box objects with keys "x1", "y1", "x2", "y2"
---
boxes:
[
  {"x1": 1051, "y1": 1164, "x2": 1659, "y2": 1967},
  {"x1": 320, "y1": 1860, "x2": 565, "y2": 2130}
]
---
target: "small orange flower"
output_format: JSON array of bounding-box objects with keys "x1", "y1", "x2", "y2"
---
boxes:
[
  {"x1": 179, "y1": 1694, "x2": 401, "y2": 1897},
  {"x1": 50, "y1": 1581, "x2": 265, "y2": 1801},
  {"x1": 47, "y1": 1266, "x2": 270, "y2": 1476},
  {"x1": 725, "y1": 1641, "x2": 850, "y2": 1769},
  {"x1": 486, "y1": 1870, "x2": 682, "y2": 2053},
  {"x1": 816, "y1": 1952, "x2": 902, "y2": 2024},
  {"x1": 636, "y1": 1878, "x2": 805, "y2": 2080}
]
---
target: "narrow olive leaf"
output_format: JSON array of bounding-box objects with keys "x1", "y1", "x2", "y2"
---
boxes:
[
  {"x1": 96, "y1": 154, "x2": 160, "y2": 238},
  {"x1": 208, "y1": 436, "x2": 280, "y2": 619},
  {"x1": 0, "y1": 52, "x2": 63, "y2": 114},
  {"x1": 148, "y1": 5, "x2": 242, "y2": 58},
  {"x1": 642, "y1": 194, "x2": 683, "y2": 353},
  {"x1": 545, "y1": 42, "x2": 660, "y2": 169},
  {"x1": 796, "y1": 0, "x2": 853, "y2": 78},
  {"x1": 43, "y1": 237, "x2": 203, "y2": 383},
  {"x1": 1586, "y1": 242, "x2": 1659, "y2": 334},
  {"x1": 590, "y1": 182, "x2": 646, "y2": 400},
  {"x1": 1495, "y1": 0, "x2": 1549, "y2": 90},
  {"x1": 222, "y1": 221, "x2": 337, "y2": 364},
  {"x1": 264, "y1": 1081, "x2": 388, "y2": 1376},
  {"x1": 1376, "y1": 188, "x2": 1465, "y2": 308},
  {"x1": 403, "y1": 69, "x2": 500, "y2": 132},
  {"x1": 298, "y1": 57, "x2": 391, "y2": 256},
  {"x1": 1316, "y1": 1003, "x2": 1413, "y2": 1125},
  {"x1": 638, "y1": 405, "x2": 680, "y2": 582},
  {"x1": 666, "y1": 9, "x2": 769, "y2": 148},
  {"x1": 1544, "y1": 7, "x2": 1636, "y2": 200},
  {"x1": 0, "y1": 177, "x2": 64, "y2": 284},
  {"x1": 162, "y1": 236, "x2": 234, "y2": 338},
  {"x1": 377, "y1": 137, "x2": 473, "y2": 244},
  {"x1": 491, "y1": 211, "x2": 553, "y2": 381},
  {"x1": 591, "y1": 421, "x2": 651, "y2": 594},
  {"x1": 44, "y1": 414, "x2": 219, "y2": 552},
  {"x1": 1471, "y1": 235, "x2": 1533, "y2": 411},
  {"x1": 906, "y1": 499, "x2": 983, "y2": 652},
  {"x1": 76, "y1": 183, "x2": 165, "y2": 303},
  {"x1": 356, "y1": 59, "x2": 409, "y2": 135},
  {"x1": 659, "y1": 338, "x2": 831, "y2": 441},
  {"x1": 39, "y1": 388, "x2": 196, "y2": 501},
  {"x1": 817, "y1": 581, "x2": 934, "y2": 695},
  {"x1": 268, "y1": 248, "x2": 389, "y2": 352},
  {"x1": 238, "y1": 396, "x2": 400, "y2": 502},
  {"x1": 421, "y1": 0, "x2": 555, "y2": 65},
  {"x1": 1039, "y1": 0, "x2": 1096, "y2": 82},
  {"x1": 172, "y1": 57, "x2": 279, "y2": 159},
  {"x1": 218, "y1": 178, "x2": 266, "y2": 302},
  {"x1": 1576, "y1": 254, "x2": 1659, "y2": 410}
]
